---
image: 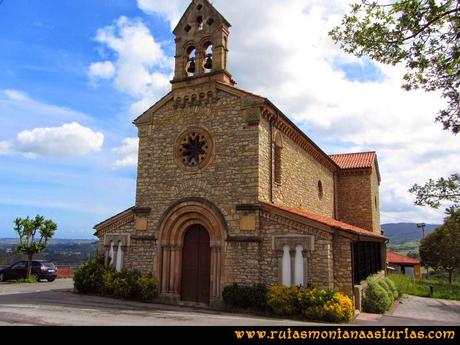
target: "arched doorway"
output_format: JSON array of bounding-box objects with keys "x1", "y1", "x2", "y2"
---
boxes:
[
  {"x1": 157, "y1": 198, "x2": 227, "y2": 305},
  {"x1": 181, "y1": 225, "x2": 211, "y2": 303}
]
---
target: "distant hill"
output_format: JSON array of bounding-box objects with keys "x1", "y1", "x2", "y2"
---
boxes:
[
  {"x1": 0, "y1": 238, "x2": 98, "y2": 267},
  {"x1": 0, "y1": 238, "x2": 96, "y2": 246},
  {"x1": 382, "y1": 223, "x2": 440, "y2": 244}
]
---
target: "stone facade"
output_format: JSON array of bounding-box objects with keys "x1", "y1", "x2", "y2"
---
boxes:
[
  {"x1": 93, "y1": 0, "x2": 386, "y2": 309},
  {"x1": 336, "y1": 164, "x2": 381, "y2": 234},
  {"x1": 258, "y1": 119, "x2": 336, "y2": 217}
]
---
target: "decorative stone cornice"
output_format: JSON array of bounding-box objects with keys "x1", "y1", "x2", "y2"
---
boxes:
[
  {"x1": 131, "y1": 235, "x2": 157, "y2": 242},
  {"x1": 133, "y1": 207, "x2": 152, "y2": 215},
  {"x1": 226, "y1": 236, "x2": 263, "y2": 243},
  {"x1": 236, "y1": 204, "x2": 261, "y2": 211}
]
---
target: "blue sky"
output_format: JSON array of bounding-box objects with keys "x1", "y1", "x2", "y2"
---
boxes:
[
  {"x1": 1, "y1": 0, "x2": 458, "y2": 239},
  {"x1": 0, "y1": 0, "x2": 160, "y2": 238}
]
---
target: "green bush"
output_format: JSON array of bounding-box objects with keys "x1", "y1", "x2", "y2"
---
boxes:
[
  {"x1": 376, "y1": 278, "x2": 394, "y2": 304},
  {"x1": 101, "y1": 270, "x2": 116, "y2": 296},
  {"x1": 363, "y1": 277, "x2": 393, "y2": 314},
  {"x1": 385, "y1": 277, "x2": 399, "y2": 299},
  {"x1": 222, "y1": 283, "x2": 268, "y2": 311},
  {"x1": 137, "y1": 275, "x2": 159, "y2": 301},
  {"x1": 73, "y1": 258, "x2": 159, "y2": 301},
  {"x1": 73, "y1": 258, "x2": 106, "y2": 294}
]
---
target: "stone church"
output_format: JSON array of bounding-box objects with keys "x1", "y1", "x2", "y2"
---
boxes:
[{"x1": 94, "y1": 0, "x2": 387, "y2": 308}]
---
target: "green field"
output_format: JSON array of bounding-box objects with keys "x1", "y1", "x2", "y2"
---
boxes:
[
  {"x1": 388, "y1": 241, "x2": 420, "y2": 256},
  {"x1": 388, "y1": 274, "x2": 460, "y2": 301}
]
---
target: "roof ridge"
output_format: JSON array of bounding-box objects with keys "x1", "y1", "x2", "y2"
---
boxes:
[{"x1": 330, "y1": 151, "x2": 376, "y2": 157}]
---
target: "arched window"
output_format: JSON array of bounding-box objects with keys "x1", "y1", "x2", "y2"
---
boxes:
[
  {"x1": 115, "y1": 241, "x2": 123, "y2": 272},
  {"x1": 294, "y1": 245, "x2": 304, "y2": 286},
  {"x1": 282, "y1": 245, "x2": 291, "y2": 287},
  {"x1": 203, "y1": 42, "x2": 213, "y2": 73},
  {"x1": 186, "y1": 46, "x2": 196, "y2": 77},
  {"x1": 317, "y1": 180, "x2": 323, "y2": 200},
  {"x1": 274, "y1": 135, "x2": 282, "y2": 185}
]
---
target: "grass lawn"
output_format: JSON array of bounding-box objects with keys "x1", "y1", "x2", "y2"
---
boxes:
[{"x1": 388, "y1": 274, "x2": 460, "y2": 301}]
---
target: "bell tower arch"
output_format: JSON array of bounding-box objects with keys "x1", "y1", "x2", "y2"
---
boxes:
[{"x1": 172, "y1": 0, "x2": 235, "y2": 89}]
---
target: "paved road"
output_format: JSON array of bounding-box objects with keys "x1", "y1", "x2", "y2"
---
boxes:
[
  {"x1": 355, "y1": 296, "x2": 460, "y2": 325},
  {"x1": 0, "y1": 280, "x2": 311, "y2": 326},
  {"x1": 1, "y1": 280, "x2": 459, "y2": 326}
]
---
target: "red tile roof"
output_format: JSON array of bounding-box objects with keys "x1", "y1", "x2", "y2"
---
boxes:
[
  {"x1": 387, "y1": 250, "x2": 420, "y2": 265},
  {"x1": 330, "y1": 151, "x2": 376, "y2": 170},
  {"x1": 260, "y1": 201, "x2": 387, "y2": 240}
]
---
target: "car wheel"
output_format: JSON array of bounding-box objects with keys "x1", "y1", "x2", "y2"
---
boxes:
[
  {"x1": 47, "y1": 278, "x2": 55, "y2": 282},
  {"x1": 0, "y1": 273, "x2": 4, "y2": 282}
]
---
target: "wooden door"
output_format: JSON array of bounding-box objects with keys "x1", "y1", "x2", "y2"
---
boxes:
[{"x1": 181, "y1": 225, "x2": 211, "y2": 304}]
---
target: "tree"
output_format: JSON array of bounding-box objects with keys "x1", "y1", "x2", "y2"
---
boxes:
[
  {"x1": 409, "y1": 173, "x2": 460, "y2": 219},
  {"x1": 13, "y1": 215, "x2": 57, "y2": 279},
  {"x1": 419, "y1": 215, "x2": 460, "y2": 284},
  {"x1": 329, "y1": 0, "x2": 460, "y2": 134}
]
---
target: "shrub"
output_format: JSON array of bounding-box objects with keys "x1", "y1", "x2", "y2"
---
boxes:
[
  {"x1": 222, "y1": 283, "x2": 268, "y2": 311},
  {"x1": 74, "y1": 258, "x2": 159, "y2": 302},
  {"x1": 385, "y1": 277, "x2": 399, "y2": 299},
  {"x1": 266, "y1": 285, "x2": 300, "y2": 316},
  {"x1": 376, "y1": 278, "x2": 394, "y2": 304},
  {"x1": 137, "y1": 275, "x2": 159, "y2": 301},
  {"x1": 303, "y1": 292, "x2": 353, "y2": 323},
  {"x1": 297, "y1": 287, "x2": 335, "y2": 310},
  {"x1": 73, "y1": 258, "x2": 106, "y2": 294},
  {"x1": 101, "y1": 270, "x2": 116, "y2": 296},
  {"x1": 112, "y1": 275, "x2": 131, "y2": 298},
  {"x1": 363, "y1": 278, "x2": 392, "y2": 313}
]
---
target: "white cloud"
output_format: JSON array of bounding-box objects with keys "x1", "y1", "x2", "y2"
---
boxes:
[
  {"x1": 89, "y1": 16, "x2": 173, "y2": 117},
  {"x1": 136, "y1": 0, "x2": 185, "y2": 29},
  {"x1": 3, "y1": 89, "x2": 30, "y2": 102},
  {"x1": 106, "y1": 0, "x2": 457, "y2": 224},
  {"x1": 0, "y1": 89, "x2": 92, "y2": 130},
  {"x1": 0, "y1": 122, "x2": 104, "y2": 158},
  {"x1": 113, "y1": 137, "x2": 139, "y2": 168},
  {"x1": 89, "y1": 61, "x2": 115, "y2": 80}
]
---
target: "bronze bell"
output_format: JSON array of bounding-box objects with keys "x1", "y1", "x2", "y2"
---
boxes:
[
  {"x1": 204, "y1": 54, "x2": 213, "y2": 70},
  {"x1": 187, "y1": 57, "x2": 196, "y2": 74}
]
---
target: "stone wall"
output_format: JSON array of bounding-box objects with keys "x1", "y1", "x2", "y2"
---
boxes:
[
  {"x1": 336, "y1": 171, "x2": 373, "y2": 231},
  {"x1": 258, "y1": 117, "x2": 335, "y2": 218},
  {"x1": 124, "y1": 237, "x2": 157, "y2": 275},
  {"x1": 336, "y1": 167, "x2": 381, "y2": 233},
  {"x1": 257, "y1": 210, "x2": 334, "y2": 291},
  {"x1": 224, "y1": 240, "x2": 261, "y2": 286},
  {"x1": 370, "y1": 165, "x2": 381, "y2": 233},
  {"x1": 332, "y1": 234, "x2": 353, "y2": 297}
]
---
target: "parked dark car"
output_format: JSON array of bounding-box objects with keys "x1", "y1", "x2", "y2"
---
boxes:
[{"x1": 0, "y1": 260, "x2": 58, "y2": 282}]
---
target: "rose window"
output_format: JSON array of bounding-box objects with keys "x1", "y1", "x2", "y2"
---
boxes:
[{"x1": 176, "y1": 127, "x2": 213, "y2": 170}]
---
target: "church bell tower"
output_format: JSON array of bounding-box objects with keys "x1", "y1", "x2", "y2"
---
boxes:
[{"x1": 171, "y1": 0, "x2": 235, "y2": 89}]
